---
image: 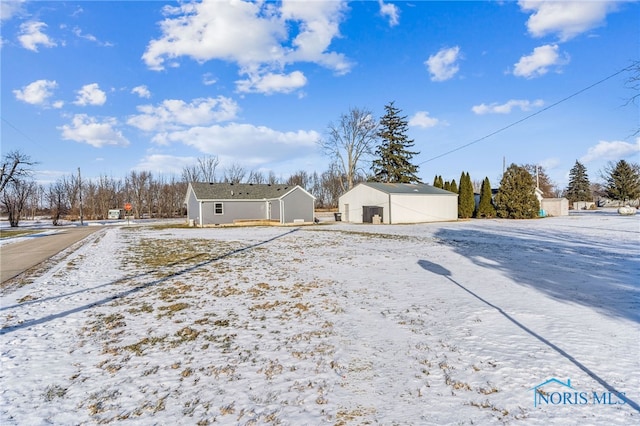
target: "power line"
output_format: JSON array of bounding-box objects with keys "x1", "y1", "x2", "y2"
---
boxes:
[
  {"x1": 418, "y1": 63, "x2": 635, "y2": 166},
  {"x1": 1, "y1": 116, "x2": 41, "y2": 147}
]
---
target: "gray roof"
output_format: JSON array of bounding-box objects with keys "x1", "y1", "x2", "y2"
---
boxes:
[
  {"x1": 361, "y1": 182, "x2": 457, "y2": 195},
  {"x1": 189, "y1": 182, "x2": 300, "y2": 200}
]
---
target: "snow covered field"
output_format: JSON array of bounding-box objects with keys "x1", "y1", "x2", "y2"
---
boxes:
[{"x1": 1, "y1": 211, "x2": 638, "y2": 425}]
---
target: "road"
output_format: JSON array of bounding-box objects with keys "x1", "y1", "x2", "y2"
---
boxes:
[{"x1": 0, "y1": 226, "x2": 102, "y2": 283}]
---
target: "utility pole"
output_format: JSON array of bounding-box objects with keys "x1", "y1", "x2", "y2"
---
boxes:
[{"x1": 78, "y1": 167, "x2": 84, "y2": 225}]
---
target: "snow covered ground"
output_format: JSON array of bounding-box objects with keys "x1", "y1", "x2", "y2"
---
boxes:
[{"x1": 1, "y1": 210, "x2": 638, "y2": 425}]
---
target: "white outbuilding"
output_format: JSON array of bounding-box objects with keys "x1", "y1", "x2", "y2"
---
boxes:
[{"x1": 338, "y1": 182, "x2": 458, "y2": 224}]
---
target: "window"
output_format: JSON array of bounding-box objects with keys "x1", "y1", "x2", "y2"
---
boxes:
[{"x1": 214, "y1": 202, "x2": 223, "y2": 215}]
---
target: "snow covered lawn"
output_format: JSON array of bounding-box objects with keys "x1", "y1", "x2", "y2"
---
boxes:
[{"x1": 1, "y1": 211, "x2": 638, "y2": 424}]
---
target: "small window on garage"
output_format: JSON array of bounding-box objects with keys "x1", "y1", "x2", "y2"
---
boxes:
[{"x1": 214, "y1": 202, "x2": 223, "y2": 215}]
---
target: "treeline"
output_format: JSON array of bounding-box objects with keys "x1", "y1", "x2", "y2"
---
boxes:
[
  {"x1": 435, "y1": 159, "x2": 640, "y2": 219},
  {"x1": 0, "y1": 151, "x2": 352, "y2": 226}
]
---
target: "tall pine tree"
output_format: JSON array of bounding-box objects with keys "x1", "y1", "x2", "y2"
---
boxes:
[
  {"x1": 604, "y1": 160, "x2": 640, "y2": 202},
  {"x1": 371, "y1": 102, "x2": 421, "y2": 183},
  {"x1": 475, "y1": 177, "x2": 496, "y2": 218},
  {"x1": 449, "y1": 179, "x2": 458, "y2": 194},
  {"x1": 433, "y1": 175, "x2": 443, "y2": 188},
  {"x1": 565, "y1": 160, "x2": 592, "y2": 203},
  {"x1": 494, "y1": 164, "x2": 540, "y2": 219},
  {"x1": 458, "y1": 172, "x2": 475, "y2": 219}
]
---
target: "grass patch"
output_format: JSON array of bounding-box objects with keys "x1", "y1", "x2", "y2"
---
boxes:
[
  {"x1": 0, "y1": 229, "x2": 42, "y2": 239},
  {"x1": 123, "y1": 335, "x2": 167, "y2": 356},
  {"x1": 157, "y1": 302, "x2": 190, "y2": 318},
  {"x1": 43, "y1": 384, "x2": 68, "y2": 401}
]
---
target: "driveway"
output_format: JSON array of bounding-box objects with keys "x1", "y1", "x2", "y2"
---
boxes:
[{"x1": 0, "y1": 226, "x2": 102, "y2": 283}]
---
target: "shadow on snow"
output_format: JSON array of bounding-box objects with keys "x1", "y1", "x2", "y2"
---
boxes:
[
  {"x1": 418, "y1": 258, "x2": 640, "y2": 413},
  {"x1": 432, "y1": 226, "x2": 640, "y2": 324},
  {"x1": 0, "y1": 228, "x2": 300, "y2": 335}
]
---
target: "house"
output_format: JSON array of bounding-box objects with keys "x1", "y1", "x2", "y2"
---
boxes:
[
  {"x1": 338, "y1": 182, "x2": 458, "y2": 224},
  {"x1": 184, "y1": 182, "x2": 315, "y2": 226}
]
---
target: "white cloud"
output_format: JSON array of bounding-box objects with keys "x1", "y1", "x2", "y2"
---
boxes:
[
  {"x1": 18, "y1": 21, "x2": 56, "y2": 51},
  {"x1": 580, "y1": 139, "x2": 640, "y2": 163},
  {"x1": 472, "y1": 99, "x2": 544, "y2": 115},
  {"x1": 151, "y1": 123, "x2": 320, "y2": 167},
  {"x1": 1, "y1": 0, "x2": 26, "y2": 21},
  {"x1": 13, "y1": 79, "x2": 61, "y2": 107},
  {"x1": 59, "y1": 114, "x2": 129, "y2": 148},
  {"x1": 72, "y1": 27, "x2": 113, "y2": 47},
  {"x1": 236, "y1": 70, "x2": 307, "y2": 94},
  {"x1": 408, "y1": 111, "x2": 441, "y2": 128},
  {"x1": 539, "y1": 157, "x2": 560, "y2": 171},
  {"x1": 142, "y1": 0, "x2": 350, "y2": 94},
  {"x1": 74, "y1": 83, "x2": 107, "y2": 106},
  {"x1": 131, "y1": 85, "x2": 151, "y2": 99},
  {"x1": 425, "y1": 46, "x2": 461, "y2": 82},
  {"x1": 379, "y1": 0, "x2": 400, "y2": 27},
  {"x1": 512, "y1": 44, "x2": 569, "y2": 78},
  {"x1": 202, "y1": 73, "x2": 217, "y2": 86},
  {"x1": 127, "y1": 96, "x2": 239, "y2": 132},
  {"x1": 519, "y1": 0, "x2": 618, "y2": 42}
]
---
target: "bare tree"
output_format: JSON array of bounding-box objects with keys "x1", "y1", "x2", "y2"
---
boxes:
[
  {"x1": 2, "y1": 177, "x2": 37, "y2": 227},
  {"x1": 523, "y1": 164, "x2": 556, "y2": 198},
  {"x1": 1, "y1": 150, "x2": 36, "y2": 193},
  {"x1": 48, "y1": 179, "x2": 67, "y2": 226},
  {"x1": 95, "y1": 174, "x2": 121, "y2": 219},
  {"x1": 247, "y1": 169, "x2": 266, "y2": 184},
  {"x1": 223, "y1": 163, "x2": 247, "y2": 184},
  {"x1": 625, "y1": 60, "x2": 640, "y2": 135},
  {"x1": 126, "y1": 170, "x2": 152, "y2": 218},
  {"x1": 62, "y1": 174, "x2": 81, "y2": 219},
  {"x1": 267, "y1": 171, "x2": 280, "y2": 185},
  {"x1": 320, "y1": 107, "x2": 378, "y2": 192},
  {"x1": 320, "y1": 162, "x2": 345, "y2": 208},
  {"x1": 286, "y1": 170, "x2": 311, "y2": 188},
  {"x1": 182, "y1": 155, "x2": 219, "y2": 183}
]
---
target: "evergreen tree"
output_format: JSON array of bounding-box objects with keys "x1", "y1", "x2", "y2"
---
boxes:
[
  {"x1": 458, "y1": 172, "x2": 475, "y2": 218},
  {"x1": 565, "y1": 160, "x2": 592, "y2": 203},
  {"x1": 603, "y1": 160, "x2": 640, "y2": 202},
  {"x1": 371, "y1": 102, "x2": 421, "y2": 183},
  {"x1": 476, "y1": 177, "x2": 496, "y2": 218},
  {"x1": 494, "y1": 164, "x2": 540, "y2": 219},
  {"x1": 443, "y1": 181, "x2": 451, "y2": 192},
  {"x1": 449, "y1": 179, "x2": 458, "y2": 194},
  {"x1": 433, "y1": 175, "x2": 443, "y2": 188}
]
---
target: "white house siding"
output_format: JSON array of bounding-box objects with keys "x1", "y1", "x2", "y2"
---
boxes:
[
  {"x1": 339, "y1": 185, "x2": 390, "y2": 224},
  {"x1": 281, "y1": 187, "x2": 315, "y2": 223},
  {"x1": 391, "y1": 194, "x2": 458, "y2": 223}
]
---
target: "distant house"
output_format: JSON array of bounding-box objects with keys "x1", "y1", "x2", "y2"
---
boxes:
[
  {"x1": 338, "y1": 182, "x2": 458, "y2": 224},
  {"x1": 184, "y1": 182, "x2": 315, "y2": 226}
]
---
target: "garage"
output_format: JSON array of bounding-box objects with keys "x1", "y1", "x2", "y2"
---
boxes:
[{"x1": 338, "y1": 182, "x2": 458, "y2": 224}]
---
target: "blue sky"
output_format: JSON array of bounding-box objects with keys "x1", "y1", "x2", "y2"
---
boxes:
[{"x1": 2, "y1": 0, "x2": 639, "y2": 189}]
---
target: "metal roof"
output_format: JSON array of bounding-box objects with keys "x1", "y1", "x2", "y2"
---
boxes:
[
  {"x1": 189, "y1": 182, "x2": 298, "y2": 200},
  {"x1": 360, "y1": 182, "x2": 457, "y2": 195}
]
